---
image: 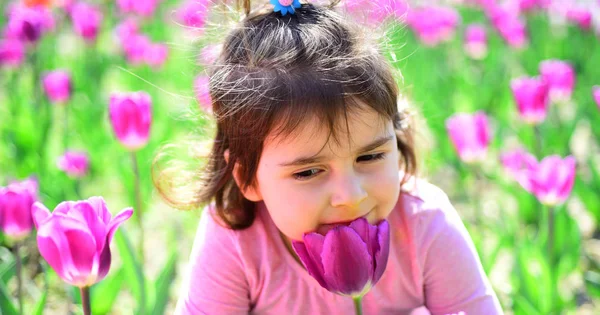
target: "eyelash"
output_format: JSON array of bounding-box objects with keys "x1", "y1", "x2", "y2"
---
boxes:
[{"x1": 292, "y1": 153, "x2": 387, "y2": 180}]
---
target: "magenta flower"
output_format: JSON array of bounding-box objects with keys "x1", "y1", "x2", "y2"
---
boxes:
[
  {"x1": 109, "y1": 92, "x2": 152, "y2": 151},
  {"x1": 4, "y1": 4, "x2": 54, "y2": 43},
  {"x1": 593, "y1": 86, "x2": 600, "y2": 110},
  {"x1": 32, "y1": 197, "x2": 133, "y2": 287},
  {"x1": 519, "y1": 155, "x2": 576, "y2": 206},
  {"x1": 291, "y1": 218, "x2": 390, "y2": 297},
  {"x1": 57, "y1": 151, "x2": 90, "y2": 178},
  {"x1": 175, "y1": 0, "x2": 211, "y2": 30},
  {"x1": 407, "y1": 6, "x2": 460, "y2": 46},
  {"x1": 144, "y1": 43, "x2": 168, "y2": 68},
  {"x1": 70, "y1": 3, "x2": 103, "y2": 42},
  {"x1": 566, "y1": 8, "x2": 592, "y2": 31},
  {"x1": 539, "y1": 60, "x2": 575, "y2": 102},
  {"x1": 0, "y1": 178, "x2": 38, "y2": 241},
  {"x1": 122, "y1": 34, "x2": 151, "y2": 65},
  {"x1": 117, "y1": 0, "x2": 160, "y2": 17},
  {"x1": 500, "y1": 148, "x2": 537, "y2": 187},
  {"x1": 510, "y1": 77, "x2": 550, "y2": 124},
  {"x1": 487, "y1": 7, "x2": 528, "y2": 49},
  {"x1": 115, "y1": 18, "x2": 139, "y2": 44},
  {"x1": 445, "y1": 112, "x2": 491, "y2": 163},
  {"x1": 198, "y1": 44, "x2": 222, "y2": 66},
  {"x1": 42, "y1": 70, "x2": 72, "y2": 104},
  {"x1": 464, "y1": 24, "x2": 487, "y2": 60},
  {"x1": 194, "y1": 75, "x2": 212, "y2": 112},
  {"x1": 0, "y1": 38, "x2": 25, "y2": 67}
]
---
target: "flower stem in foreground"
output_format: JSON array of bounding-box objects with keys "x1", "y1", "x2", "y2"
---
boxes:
[
  {"x1": 79, "y1": 286, "x2": 91, "y2": 315},
  {"x1": 353, "y1": 296, "x2": 363, "y2": 315},
  {"x1": 14, "y1": 242, "x2": 23, "y2": 315}
]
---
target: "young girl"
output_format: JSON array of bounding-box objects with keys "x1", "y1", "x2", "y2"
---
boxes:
[{"x1": 165, "y1": 1, "x2": 503, "y2": 314}]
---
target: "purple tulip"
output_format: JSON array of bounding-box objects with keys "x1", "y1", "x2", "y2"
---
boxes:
[
  {"x1": 117, "y1": 0, "x2": 160, "y2": 17},
  {"x1": 0, "y1": 178, "x2": 38, "y2": 241},
  {"x1": 519, "y1": 155, "x2": 576, "y2": 206},
  {"x1": 4, "y1": 4, "x2": 54, "y2": 43},
  {"x1": 445, "y1": 112, "x2": 491, "y2": 163},
  {"x1": 291, "y1": 218, "x2": 390, "y2": 297},
  {"x1": 70, "y1": 3, "x2": 103, "y2": 42},
  {"x1": 464, "y1": 24, "x2": 487, "y2": 60},
  {"x1": 500, "y1": 148, "x2": 537, "y2": 187},
  {"x1": 510, "y1": 77, "x2": 550, "y2": 124},
  {"x1": 539, "y1": 60, "x2": 575, "y2": 103},
  {"x1": 593, "y1": 86, "x2": 600, "y2": 110},
  {"x1": 32, "y1": 197, "x2": 133, "y2": 287},
  {"x1": 175, "y1": 0, "x2": 211, "y2": 30},
  {"x1": 566, "y1": 8, "x2": 592, "y2": 31},
  {"x1": 487, "y1": 6, "x2": 528, "y2": 49},
  {"x1": 122, "y1": 34, "x2": 151, "y2": 65},
  {"x1": 57, "y1": 151, "x2": 90, "y2": 178},
  {"x1": 144, "y1": 42, "x2": 168, "y2": 68},
  {"x1": 407, "y1": 6, "x2": 460, "y2": 47},
  {"x1": 109, "y1": 92, "x2": 152, "y2": 151},
  {"x1": 42, "y1": 70, "x2": 72, "y2": 104},
  {"x1": 0, "y1": 38, "x2": 25, "y2": 67},
  {"x1": 115, "y1": 18, "x2": 139, "y2": 45},
  {"x1": 194, "y1": 75, "x2": 212, "y2": 112}
]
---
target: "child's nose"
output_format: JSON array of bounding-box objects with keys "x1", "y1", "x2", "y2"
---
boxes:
[{"x1": 329, "y1": 174, "x2": 368, "y2": 209}]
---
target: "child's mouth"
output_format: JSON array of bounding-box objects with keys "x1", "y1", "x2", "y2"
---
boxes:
[{"x1": 316, "y1": 211, "x2": 373, "y2": 235}]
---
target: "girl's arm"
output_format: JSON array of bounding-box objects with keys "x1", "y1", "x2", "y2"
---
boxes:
[
  {"x1": 418, "y1": 189, "x2": 504, "y2": 314},
  {"x1": 175, "y1": 208, "x2": 251, "y2": 314}
]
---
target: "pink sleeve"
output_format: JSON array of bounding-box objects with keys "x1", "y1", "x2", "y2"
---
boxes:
[
  {"x1": 174, "y1": 208, "x2": 251, "y2": 315},
  {"x1": 418, "y1": 190, "x2": 503, "y2": 315}
]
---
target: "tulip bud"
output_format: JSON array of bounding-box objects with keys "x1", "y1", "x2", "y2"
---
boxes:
[
  {"x1": 144, "y1": 43, "x2": 168, "y2": 68},
  {"x1": 464, "y1": 24, "x2": 487, "y2": 60},
  {"x1": 32, "y1": 197, "x2": 133, "y2": 287},
  {"x1": 510, "y1": 77, "x2": 550, "y2": 124},
  {"x1": 42, "y1": 70, "x2": 72, "y2": 104},
  {"x1": 70, "y1": 3, "x2": 103, "y2": 43},
  {"x1": 520, "y1": 155, "x2": 576, "y2": 206},
  {"x1": 176, "y1": 0, "x2": 211, "y2": 30},
  {"x1": 593, "y1": 86, "x2": 600, "y2": 110},
  {"x1": 194, "y1": 75, "x2": 212, "y2": 113},
  {"x1": 291, "y1": 218, "x2": 390, "y2": 298},
  {"x1": 407, "y1": 6, "x2": 460, "y2": 46},
  {"x1": 539, "y1": 60, "x2": 575, "y2": 103},
  {"x1": 57, "y1": 151, "x2": 90, "y2": 178},
  {"x1": 488, "y1": 7, "x2": 528, "y2": 49},
  {"x1": 445, "y1": 112, "x2": 491, "y2": 163},
  {"x1": 109, "y1": 91, "x2": 152, "y2": 151},
  {"x1": 5, "y1": 4, "x2": 55, "y2": 43},
  {"x1": 122, "y1": 34, "x2": 151, "y2": 65},
  {"x1": 0, "y1": 38, "x2": 25, "y2": 68},
  {"x1": 117, "y1": 0, "x2": 160, "y2": 17},
  {"x1": 0, "y1": 177, "x2": 38, "y2": 241},
  {"x1": 500, "y1": 148, "x2": 537, "y2": 187},
  {"x1": 566, "y1": 8, "x2": 592, "y2": 31}
]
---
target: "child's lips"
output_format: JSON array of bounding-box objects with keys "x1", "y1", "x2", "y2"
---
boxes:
[{"x1": 317, "y1": 211, "x2": 373, "y2": 235}]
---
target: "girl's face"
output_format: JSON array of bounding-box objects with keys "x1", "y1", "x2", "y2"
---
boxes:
[{"x1": 245, "y1": 106, "x2": 401, "y2": 241}]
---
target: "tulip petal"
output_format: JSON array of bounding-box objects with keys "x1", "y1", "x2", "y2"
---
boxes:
[
  {"x1": 64, "y1": 228, "x2": 97, "y2": 285},
  {"x1": 373, "y1": 220, "x2": 391, "y2": 283},
  {"x1": 37, "y1": 233, "x2": 66, "y2": 281},
  {"x1": 31, "y1": 202, "x2": 51, "y2": 229},
  {"x1": 321, "y1": 226, "x2": 372, "y2": 295},
  {"x1": 292, "y1": 237, "x2": 328, "y2": 289},
  {"x1": 106, "y1": 207, "x2": 133, "y2": 244},
  {"x1": 71, "y1": 201, "x2": 107, "y2": 253},
  {"x1": 87, "y1": 196, "x2": 112, "y2": 224},
  {"x1": 349, "y1": 218, "x2": 378, "y2": 259},
  {"x1": 53, "y1": 200, "x2": 77, "y2": 215},
  {"x1": 96, "y1": 239, "x2": 113, "y2": 282}
]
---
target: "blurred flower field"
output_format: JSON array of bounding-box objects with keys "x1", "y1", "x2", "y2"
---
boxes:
[{"x1": 1, "y1": 0, "x2": 600, "y2": 314}]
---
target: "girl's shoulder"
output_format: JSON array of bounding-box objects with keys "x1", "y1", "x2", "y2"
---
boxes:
[{"x1": 398, "y1": 175, "x2": 455, "y2": 217}]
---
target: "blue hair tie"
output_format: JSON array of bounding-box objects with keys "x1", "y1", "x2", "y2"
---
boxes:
[{"x1": 270, "y1": 0, "x2": 301, "y2": 16}]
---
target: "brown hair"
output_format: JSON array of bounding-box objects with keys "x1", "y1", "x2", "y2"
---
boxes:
[{"x1": 153, "y1": 1, "x2": 417, "y2": 230}]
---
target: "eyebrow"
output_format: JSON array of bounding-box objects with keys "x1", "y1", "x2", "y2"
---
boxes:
[{"x1": 278, "y1": 135, "x2": 395, "y2": 167}]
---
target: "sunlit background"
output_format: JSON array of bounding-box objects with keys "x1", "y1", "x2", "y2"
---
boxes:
[{"x1": 1, "y1": 0, "x2": 600, "y2": 314}]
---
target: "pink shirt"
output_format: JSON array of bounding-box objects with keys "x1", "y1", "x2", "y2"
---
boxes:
[{"x1": 175, "y1": 179, "x2": 503, "y2": 314}]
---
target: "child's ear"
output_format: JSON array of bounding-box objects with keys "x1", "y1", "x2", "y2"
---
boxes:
[{"x1": 224, "y1": 149, "x2": 263, "y2": 202}]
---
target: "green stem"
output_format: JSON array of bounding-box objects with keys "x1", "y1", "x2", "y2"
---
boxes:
[
  {"x1": 353, "y1": 296, "x2": 363, "y2": 315},
  {"x1": 131, "y1": 151, "x2": 144, "y2": 265},
  {"x1": 13, "y1": 243, "x2": 23, "y2": 315},
  {"x1": 79, "y1": 286, "x2": 91, "y2": 315},
  {"x1": 533, "y1": 124, "x2": 543, "y2": 159},
  {"x1": 547, "y1": 205, "x2": 555, "y2": 267},
  {"x1": 63, "y1": 104, "x2": 69, "y2": 151}
]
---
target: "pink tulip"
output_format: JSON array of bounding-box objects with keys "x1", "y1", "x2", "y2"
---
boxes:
[
  {"x1": 407, "y1": 6, "x2": 460, "y2": 46},
  {"x1": 566, "y1": 8, "x2": 592, "y2": 31},
  {"x1": 115, "y1": 18, "x2": 139, "y2": 44},
  {"x1": 539, "y1": 60, "x2": 575, "y2": 103},
  {"x1": 0, "y1": 38, "x2": 25, "y2": 67},
  {"x1": 593, "y1": 86, "x2": 600, "y2": 110},
  {"x1": 117, "y1": 0, "x2": 160, "y2": 17},
  {"x1": 198, "y1": 44, "x2": 222, "y2": 66},
  {"x1": 500, "y1": 148, "x2": 537, "y2": 187},
  {"x1": 487, "y1": 6, "x2": 528, "y2": 49},
  {"x1": 510, "y1": 77, "x2": 549, "y2": 124},
  {"x1": 144, "y1": 43, "x2": 168, "y2": 68},
  {"x1": 4, "y1": 4, "x2": 54, "y2": 43},
  {"x1": 445, "y1": 111, "x2": 491, "y2": 163},
  {"x1": 194, "y1": 75, "x2": 212, "y2": 112},
  {"x1": 42, "y1": 70, "x2": 72, "y2": 104},
  {"x1": 464, "y1": 24, "x2": 487, "y2": 59},
  {"x1": 122, "y1": 34, "x2": 151, "y2": 65},
  {"x1": 109, "y1": 92, "x2": 152, "y2": 151},
  {"x1": 0, "y1": 178, "x2": 38, "y2": 241},
  {"x1": 519, "y1": 155, "x2": 576, "y2": 206},
  {"x1": 32, "y1": 197, "x2": 133, "y2": 287},
  {"x1": 57, "y1": 151, "x2": 90, "y2": 178},
  {"x1": 70, "y1": 3, "x2": 103, "y2": 42},
  {"x1": 175, "y1": 0, "x2": 211, "y2": 29}
]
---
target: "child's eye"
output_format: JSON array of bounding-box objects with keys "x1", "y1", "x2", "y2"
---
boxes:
[
  {"x1": 293, "y1": 169, "x2": 322, "y2": 180},
  {"x1": 356, "y1": 153, "x2": 386, "y2": 163}
]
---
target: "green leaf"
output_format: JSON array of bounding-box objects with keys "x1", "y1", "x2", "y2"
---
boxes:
[
  {"x1": 584, "y1": 271, "x2": 600, "y2": 300},
  {"x1": 515, "y1": 242, "x2": 554, "y2": 314},
  {"x1": 0, "y1": 280, "x2": 18, "y2": 315},
  {"x1": 32, "y1": 290, "x2": 48, "y2": 315},
  {"x1": 115, "y1": 228, "x2": 146, "y2": 315},
  {"x1": 91, "y1": 268, "x2": 125, "y2": 315},
  {"x1": 151, "y1": 251, "x2": 178, "y2": 315},
  {"x1": 552, "y1": 207, "x2": 581, "y2": 278}
]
